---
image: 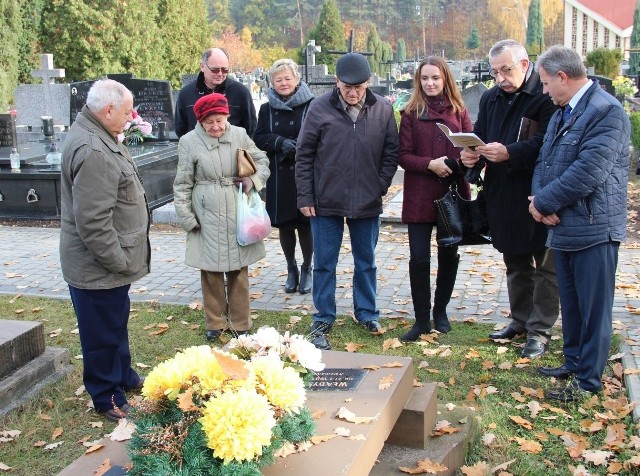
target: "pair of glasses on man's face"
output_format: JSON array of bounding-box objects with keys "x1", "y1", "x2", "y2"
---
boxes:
[{"x1": 204, "y1": 65, "x2": 230, "y2": 74}]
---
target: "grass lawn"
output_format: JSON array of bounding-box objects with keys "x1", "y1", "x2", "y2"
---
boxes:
[{"x1": 0, "y1": 293, "x2": 637, "y2": 475}]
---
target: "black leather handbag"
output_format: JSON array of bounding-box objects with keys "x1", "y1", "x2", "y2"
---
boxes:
[{"x1": 434, "y1": 179, "x2": 491, "y2": 247}]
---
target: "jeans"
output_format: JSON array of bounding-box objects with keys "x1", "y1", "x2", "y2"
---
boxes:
[{"x1": 311, "y1": 215, "x2": 380, "y2": 325}]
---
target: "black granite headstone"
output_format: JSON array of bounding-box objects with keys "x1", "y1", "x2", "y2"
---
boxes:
[
  {"x1": 588, "y1": 74, "x2": 614, "y2": 96},
  {"x1": 0, "y1": 114, "x2": 17, "y2": 148},
  {"x1": 70, "y1": 75, "x2": 175, "y2": 131}
]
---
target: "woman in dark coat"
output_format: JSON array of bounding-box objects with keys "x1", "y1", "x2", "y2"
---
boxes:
[
  {"x1": 398, "y1": 56, "x2": 472, "y2": 341},
  {"x1": 254, "y1": 59, "x2": 314, "y2": 294}
]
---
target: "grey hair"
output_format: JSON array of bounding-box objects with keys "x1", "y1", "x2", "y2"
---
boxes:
[
  {"x1": 201, "y1": 47, "x2": 229, "y2": 64},
  {"x1": 86, "y1": 79, "x2": 132, "y2": 112},
  {"x1": 269, "y1": 59, "x2": 300, "y2": 83},
  {"x1": 489, "y1": 39, "x2": 529, "y2": 63},
  {"x1": 536, "y1": 45, "x2": 587, "y2": 78}
]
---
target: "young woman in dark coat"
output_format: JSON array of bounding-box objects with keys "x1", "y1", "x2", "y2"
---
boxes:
[
  {"x1": 398, "y1": 57, "x2": 472, "y2": 340},
  {"x1": 254, "y1": 59, "x2": 314, "y2": 293}
]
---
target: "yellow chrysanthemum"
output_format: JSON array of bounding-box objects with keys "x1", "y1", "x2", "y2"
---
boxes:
[
  {"x1": 199, "y1": 388, "x2": 275, "y2": 463},
  {"x1": 251, "y1": 357, "x2": 306, "y2": 413},
  {"x1": 142, "y1": 345, "x2": 226, "y2": 400}
]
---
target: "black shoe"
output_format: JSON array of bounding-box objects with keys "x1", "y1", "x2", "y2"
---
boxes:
[
  {"x1": 400, "y1": 323, "x2": 431, "y2": 342},
  {"x1": 489, "y1": 326, "x2": 524, "y2": 340},
  {"x1": 537, "y1": 365, "x2": 573, "y2": 379},
  {"x1": 299, "y1": 265, "x2": 312, "y2": 294},
  {"x1": 228, "y1": 330, "x2": 249, "y2": 338},
  {"x1": 97, "y1": 403, "x2": 132, "y2": 422},
  {"x1": 521, "y1": 338, "x2": 547, "y2": 359},
  {"x1": 546, "y1": 380, "x2": 595, "y2": 403},
  {"x1": 311, "y1": 333, "x2": 332, "y2": 350},
  {"x1": 309, "y1": 321, "x2": 332, "y2": 336},
  {"x1": 284, "y1": 265, "x2": 300, "y2": 293},
  {"x1": 205, "y1": 329, "x2": 223, "y2": 341},
  {"x1": 362, "y1": 320, "x2": 383, "y2": 334}
]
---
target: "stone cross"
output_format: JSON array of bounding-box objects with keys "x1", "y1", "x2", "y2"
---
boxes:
[{"x1": 31, "y1": 54, "x2": 65, "y2": 119}]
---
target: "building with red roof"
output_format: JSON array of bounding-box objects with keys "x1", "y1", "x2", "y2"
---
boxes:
[{"x1": 564, "y1": 0, "x2": 635, "y2": 59}]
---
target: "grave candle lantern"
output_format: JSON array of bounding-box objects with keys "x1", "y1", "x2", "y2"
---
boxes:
[{"x1": 41, "y1": 116, "x2": 54, "y2": 137}]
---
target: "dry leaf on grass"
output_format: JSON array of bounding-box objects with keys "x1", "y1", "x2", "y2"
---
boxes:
[
  {"x1": 383, "y1": 337, "x2": 403, "y2": 351},
  {"x1": 510, "y1": 436, "x2": 542, "y2": 453},
  {"x1": 509, "y1": 415, "x2": 533, "y2": 430},
  {"x1": 344, "y1": 342, "x2": 364, "y2": 352},
  {"x1": 336, "y1": 407, "x2": 380, "y2": 424},
  {"x1": 44, "y1": 441, "x2": 64, "y2": 450},
  {"x1": 491, "y1": 458, "x2": 516, "y2": 473},
  {"x1": 0, "y1": 462, "x2": 12, "y2": 471},
  {"x1": 399, "y1": 458, "x2": 448, "y2": 474},
  {"x1": 482, "y1": 432, "x2": 496, "y2": 446},
  {"x1": 460, "y1": 461, "x2": 491, "y2": 475},
  {"x1": 51, "y1": 427, "x2": 63, "y2": 440},
  {"x1": 581, "y1": 449, "x2": 613, "y2": 466}
]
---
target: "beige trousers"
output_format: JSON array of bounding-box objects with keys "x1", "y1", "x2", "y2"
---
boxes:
[{"x1": 200, "y1": 267, "x2": 251, "y2": 332}]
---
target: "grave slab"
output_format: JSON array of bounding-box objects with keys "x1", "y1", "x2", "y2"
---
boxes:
[
  {"x1": 0, "y1": 319, "x2": 45, "y2": 379},
  {"x1": 387, "y1": 382, "x2": 438, "y2": 449},
  {"x1": 58, "y1": 350, "x2": 415, "y2": 476}
]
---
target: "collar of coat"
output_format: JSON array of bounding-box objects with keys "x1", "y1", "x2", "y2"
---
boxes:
[
  {"x1": 78, "y1": 105, "x2": 129, "y2": 156},
  {"x1": 266, "y1": 81, "x2": 314, "y2": 111},
  {"x1": 194, "y1": 121, "x2": 234, "y2": 149},
  {"x1": 492, "y1": 62, "x2": 540, "y2": 102},
  {"x1": 330, "y1": 86, "x2": 378, "y2": 110}
]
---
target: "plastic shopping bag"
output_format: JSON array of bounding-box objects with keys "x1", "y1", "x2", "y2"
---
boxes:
[{"x1": 236, "y1": 184, "x2": 272, "y2": 246}]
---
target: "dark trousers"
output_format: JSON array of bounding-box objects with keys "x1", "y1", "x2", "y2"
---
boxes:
[
  {"x1": 69, "y1": 284, "x2": 140, "y2": 412},
  {"x1": 502, "y1": 248, "x2": 559, "y2": 342},
  {"x1": 554, "y1": 242, "x2": 618, "y2": 392}
]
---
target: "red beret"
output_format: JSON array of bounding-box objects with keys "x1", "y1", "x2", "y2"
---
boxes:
[{"x1": 194, "y1": 93, "x2": 229, "y2": 121}]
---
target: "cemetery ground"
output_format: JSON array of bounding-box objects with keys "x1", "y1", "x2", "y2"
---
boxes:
[{"x1": 0, "y1": 295, "x2": 638, "y2": 475}]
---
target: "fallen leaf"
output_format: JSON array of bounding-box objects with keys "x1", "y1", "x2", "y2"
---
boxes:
[
  {"x1": 348, "y1": 434, "x2": 366, "y2": 440},
  {"x1": 383, "y1": 337, "x2": 403, "y2": 351},
  {"x1": 75, "y1": 385, "x2": 85, "y2": 396},
  {"x1": 108, "y1": 418, "x2": 136, "y2": 441},
  {"x1": 378, "y1": 374, "x2": 395, "y2": 390},
  {"x1": 336, "y1": 407, "x2": 379, "y2": 424},
  {"x1": 311, "y1": 409, "x2": 326, "y2": 420},
  {"x1": 212, "y1": 348, "x2": 250, "y2": 380},
  {"x1": 94, "y1": 458, "x2": 111, "y2": 476},
  {"x1": 382, "y1": 361, "x2": 404, "y2": 368},
  {"x1": 310, "y1": 434, "x2": 336, "y2": 444},
  {"x1": 509, "y1": 415, "x2": 533, "y2": 430},
  {"x1": 84, "y1": 444, "x2": 104, "y2": 454},
  {"x1": 491, "y1": 458, "x2": 517, "y2": 473},
  {"x1": 399, "y1": 458, "x2": 448, "y2": 474},
  {"x1": 582, "y1": 449, "x2": 613, "y2": 466},
  {"x1": 510, "y1": 436, "x2": 542, "y2": 453},
  {"x1": 460, "y1": 461, "x2": 491, "y2": 475},
  {"x1": 89, "y1": 421, "x2": 103, "y2": 429},
  {"x1": 482, "y1": 433, "x2": 496, "y2": 446},
  {"x1": 51, "y1": 427, "x2": 63, "y2": 440},
  {"x1": 33, "y1": 441, "x2": 46, "y2": 447},
  {"x1": 44, "y1": 441, "x2": 64, "y2": 450},
  {"x1": 0, "y1": 462, "x2": 11, "y2": 471},
  {"x1": 334, "y1": 427, "x2": 351, "y2": 436},
  {"x1": 344, "y1": 342, "x2": 364, "y2": 352},
  {"x1": 177, "y1": 389, "x2": 200, "y2": 412}
]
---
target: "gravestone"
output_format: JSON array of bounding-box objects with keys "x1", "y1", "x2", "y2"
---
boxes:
[
  {"x1": 588, "y1": 74, "x2": 614, "y2": 96},
  {"x1": 15, "y1": 54, "x2": 71, "y2": 129},
  {"x1": 396, "y1": 79, "x2": 413, "y2": 90},
  {"x1": 0, "y1": 114, "x2": 17, "y2": 149},
  {"x1": 70, "y1": 74, "x2": 175, "y2": 131},
  {"x1": 0, "y1": 320, "x2": 72, "y2": 417},
  {"x1": 461, "y1": 82, "x2": 488, "y2": 123}
]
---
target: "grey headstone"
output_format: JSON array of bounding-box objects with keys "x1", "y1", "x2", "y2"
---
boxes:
[
  {"x1": 15, "y1": 83, "x2": 71, "y2": 128},
  {"x1": 461, "y1": 82, "x2": 489, "y2": 124}
]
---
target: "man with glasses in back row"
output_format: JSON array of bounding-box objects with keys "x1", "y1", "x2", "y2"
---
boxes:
[
  {"x1": 461, "y1": 39, "x2": 560, "y2": 359},
  {"x1": 175, "y1": 48, "x2": 257, "y2": 137}
]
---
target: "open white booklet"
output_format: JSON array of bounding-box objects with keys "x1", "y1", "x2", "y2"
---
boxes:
[{"x1": 437, "y1": 123, "x2": 485, "y2": 152}]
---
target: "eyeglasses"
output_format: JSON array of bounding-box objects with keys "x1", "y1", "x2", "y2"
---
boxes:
[
  {"x1": 489, "y1": 62, "x2": 518, "y2": 79},
  {"x1": 339, "y1": 82, "x2": 367, "y2": 92},
  {"x1": 204, "y1": 65, "x2": 230, "y2": 74}
]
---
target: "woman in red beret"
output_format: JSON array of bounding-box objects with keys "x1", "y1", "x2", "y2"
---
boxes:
[{"x1": 173, "y1": 93, "x2": 270, "y2": 341}]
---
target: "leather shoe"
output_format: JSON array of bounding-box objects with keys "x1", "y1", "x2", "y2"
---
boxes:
[
  {"x1": 311, "y1": 333, "x2": 332, "y2": 350},
  {"x1": 520, "y1": 338, "x2": 547, "y2": 359},
  {"x1": 97, "y1": 403, "x2": 132, "y2": 422},
  {"x1": 546, "y1": 380, "x2": 595, "y2": 403},
  {"x1": 205, "y1": 329, "x2": 223, "y2": 341},
  {"x1": 489, "y1": 326, "x2": 524, "y2": 340},
  {"x1": 362, "y1": 320, "x2": 383, "y2": 334},
  {"x1": 309, "y1": 321, "x2": 332, "y2": 336},
  {"x1": 537, "y1": 365, "x2": 573, "y2": 379}
]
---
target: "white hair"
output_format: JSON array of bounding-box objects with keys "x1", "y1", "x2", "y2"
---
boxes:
[{"x1": 86, "y1": 79, "x2": 132, "y2": 112}]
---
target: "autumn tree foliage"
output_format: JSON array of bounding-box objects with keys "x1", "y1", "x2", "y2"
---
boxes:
[{"x1": 213, "y1": 27, "x2": 264, "y2": 73}]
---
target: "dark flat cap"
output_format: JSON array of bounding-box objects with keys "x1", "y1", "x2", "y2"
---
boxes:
[{"x1": 336, "y1": 53, "x2": 371, "y2": 85}]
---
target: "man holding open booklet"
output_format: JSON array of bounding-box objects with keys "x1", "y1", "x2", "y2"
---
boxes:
[{"x1": 459, "y1": 39, "x2": 559, "y2": 360}]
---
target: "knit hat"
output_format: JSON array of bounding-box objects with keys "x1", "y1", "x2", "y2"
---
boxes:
[
  {"x1": 194, "y1": 93, "x2": 229, "y2": 121},
  {"x1": 336, "y1": 53, "x2": 371, "y2": 85}
]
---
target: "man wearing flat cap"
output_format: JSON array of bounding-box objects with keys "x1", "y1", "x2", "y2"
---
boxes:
[{"x1": 296, "y1": 52, "x2": 399, "y2": 350}]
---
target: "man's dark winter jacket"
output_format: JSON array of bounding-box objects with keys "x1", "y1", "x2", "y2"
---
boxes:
[
  {"x1": 472, "y1": 64, "x2": 557, "y2": 254},
  {"x1": 532, "y1": 81, "x2": 629, "y2": 251},
  {"x1": 174, "y1": 72, "x2": 257, "y2": 137},
  {"x1": 295, "y1": 87, "x2": 399, "y2": 218}
]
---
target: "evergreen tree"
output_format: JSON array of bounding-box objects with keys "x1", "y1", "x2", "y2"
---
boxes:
[
  {"x1": 630, "y1": 0, "x2": 640, "y2": 76},
  {"x1": 0, "y1": 0, "x2": 21, "y2": 109},
  {"x1": 308, "y1": 0, "x2": 345, "y2": 73},
  {"x1": 586, "y1": 48, "x2": 623, "y2": 78},
  {"x1": 366, "y1": 24, "x2": 383, "y2": 75},
  {"x1": 397, "y1": 38, "x2": 407, "y2": 64},
  {"x1": 525, "y1": 0, "x2": 543, "y2": 56},
  {"x1": 466, "y1": 25, "x2": 480, "y2": 51},
  {"x1": 17, "y1": 0, "x2": 44, "y2": 84}
]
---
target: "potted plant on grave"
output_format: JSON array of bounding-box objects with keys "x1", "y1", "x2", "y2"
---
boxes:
[{"x1": 128, "y1": 327, "x2": 322, "y2": 475}]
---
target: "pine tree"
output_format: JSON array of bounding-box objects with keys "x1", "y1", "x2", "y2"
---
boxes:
[
  {"x1": 466, "y1": 26, "x2": 480, "y2": 51},
  {"x1": 397, "y1": 38, "x2": 407, "y2": 64},
  {"x1": 308, "y1": 0, "x2": 345, "y2": 73},
  {"x1": 0, "y1": 0, "x2": 21, "y2": 109},
  {"x1": 630, "y1": 0, "x2": 640, "y2": 76},
  {"x1": 525, "y1": 0, "x2": 544, "y2": 56},
  {"x1": 366, "y1": 24, "x2": 383, "y2": 75}
]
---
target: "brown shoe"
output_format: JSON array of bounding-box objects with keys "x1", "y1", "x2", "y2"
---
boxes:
[{"x1": 97, "y1": 403, "x2": 132, "y2": 422}]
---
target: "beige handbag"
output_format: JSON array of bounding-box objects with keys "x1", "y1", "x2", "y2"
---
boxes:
[{"x1": 236, "y1": 149, "x2": 257, "y2": 177}]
